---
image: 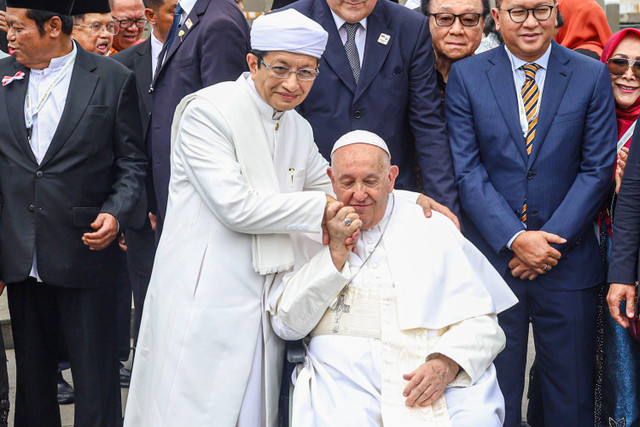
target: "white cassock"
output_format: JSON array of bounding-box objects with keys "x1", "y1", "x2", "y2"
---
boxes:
[
  {"x1": 269, "y1": 194, "x2": 519, "y2": 426},
  {"x1": 124, "y1": 73, "x2": 332, "y2": 427}
]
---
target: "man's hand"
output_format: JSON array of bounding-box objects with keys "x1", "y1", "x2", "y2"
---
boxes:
[
  {"x1": 615, "y1": 147, "x2": 630, "y2": 194},
  {"x1": 322, "y1": 195, "x2": 338, "y2": 245},
  {"x1": 511, "y1": 230, "x2": 565, "y2": 273},
  {"x1": 416, "y1": 194, "x2": 460, "y2": 230},
  {"x1": 0, "y1": 11, "x2": 7, "y2": 33},
  {"x1": 607, "y1": 283, "x2": 637, "y2": 328},
  {"x1": 118, "y1": 233, "x2": 127, "y2": 252},
  {"x1": 325, "y1": 202, "x2": 361, "y2": 270},
  {"x1": 148, "y1": 212, "x2": 157, "y2": 231},
  {"x1": 402, "y1": 355, "x2": 459, "y2": 407},
  {"x1": 508, "y1": 256, "x2": 540, "y2": 280},
  {"x1": 82, "y1": 213, "x2": 118, "y2": 251}
]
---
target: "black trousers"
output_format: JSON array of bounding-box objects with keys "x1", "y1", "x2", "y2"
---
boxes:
[
  {"x1": 7, "y1": 279, "x2": 121, "y2": 427},
  {"x1": 125, "y1": 221, "x2": 156, "y2": 347}
]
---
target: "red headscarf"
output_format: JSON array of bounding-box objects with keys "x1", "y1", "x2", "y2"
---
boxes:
[
  {"x1": 555, "y1": 0, "x2": 612, "y2": 57},
  {"x1": 601, "y1": 28, "x2": 640, "y2": 143}
]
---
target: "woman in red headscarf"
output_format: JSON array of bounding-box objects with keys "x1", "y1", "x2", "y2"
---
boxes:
[
  {"x1": 595, "y1": 28, "x2": 640, "y2": 427},
  {"x1": 555, "y1": 0, "x2": 612, "y2": 60}
]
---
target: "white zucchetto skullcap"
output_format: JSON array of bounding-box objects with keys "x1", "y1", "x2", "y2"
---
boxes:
[
  {"x1": 331, "y1": 130, "x2": 391, "y2": 159},
  {"x1": 251, "y1": 9, "x2": 328, "y2": 59}
]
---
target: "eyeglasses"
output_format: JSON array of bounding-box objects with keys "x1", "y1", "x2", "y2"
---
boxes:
[
  {"x1": 428, "y1": 12, "x2": 482, "y2": 28},
  {"x1": 607, "y1": 57, "x2": 640, "y2": 79},
  {"x1": 73, "y1": 22, "x2": 118, "y2": 35},
  {"x1": 259, "y1": 59, "x2": 319, "y2": 81},
  {"x1": 111, "y1": 16, "x2": 147, "y2": 29},
  {"x1": 498, "y1": 5, "x2": 554, "y2": 23}
]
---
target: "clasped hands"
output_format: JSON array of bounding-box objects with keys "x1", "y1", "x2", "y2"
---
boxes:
[{"x1": 509, "y1": 230, "x2": 566, "y2": 280}]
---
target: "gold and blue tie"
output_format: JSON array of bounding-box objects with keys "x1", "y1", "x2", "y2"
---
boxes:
[{"x1": 520, "y1": 63, "x2": 540, "y2": 223}]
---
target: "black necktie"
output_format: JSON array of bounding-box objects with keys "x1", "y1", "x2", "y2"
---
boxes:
[{"x1": 155, "y1": 3, "x2": 184, "y2": 75}]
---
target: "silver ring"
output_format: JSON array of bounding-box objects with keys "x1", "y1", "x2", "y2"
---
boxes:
[
  {"x1": 542, "y1": 264, "x2": 548, "y2": 271},
  {"x1": 344, "y1": 218, "x2": 352, "y2": 226}
]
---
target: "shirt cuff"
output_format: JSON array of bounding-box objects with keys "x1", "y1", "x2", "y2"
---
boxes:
[{"x1": 506, "y1": 230, "x2": 525, "y2": 250}]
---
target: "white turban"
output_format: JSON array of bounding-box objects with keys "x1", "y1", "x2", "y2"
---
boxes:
[
  {"x1": 251, "y1": 9, "x2": 328, "y2": 59},
  {"x1": 331, "y1": 130, "x2": 391, "y2": 159}
]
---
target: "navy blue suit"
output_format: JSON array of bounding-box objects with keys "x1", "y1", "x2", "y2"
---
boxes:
[
  {"x1": 150, "y1": 0, "x2": 250, "y2": 221},
  {"x1": 288, "y1": 0, "x2": 458, "y2": 212},
  {"x1": 446, "y1": 43, "x2": 616, "y2": 426},
  {"x1": 609, "y1": 121, "x2": 640, "y2": 285}
]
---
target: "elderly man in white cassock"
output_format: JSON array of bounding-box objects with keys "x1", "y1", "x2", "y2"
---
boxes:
[
  {"x1": 125, "y1": 10, "x2": 453, "y2": 427},
  {"x1": 269, "y1": 130, "x2": 519, "y2": 426}
]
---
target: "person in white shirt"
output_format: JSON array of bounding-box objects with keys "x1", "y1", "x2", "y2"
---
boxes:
[{"x1": 270, "y1": 130, "x2": 518, "y2": 426}]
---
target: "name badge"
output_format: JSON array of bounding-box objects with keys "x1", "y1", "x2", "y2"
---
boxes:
[{"x1": 377, "y1": 33, "x2": 390, "y2": 45}]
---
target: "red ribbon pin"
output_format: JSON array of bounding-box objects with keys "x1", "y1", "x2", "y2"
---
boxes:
[{"x1": 2, "y1": 71, "x2": 25, "y2": 87}]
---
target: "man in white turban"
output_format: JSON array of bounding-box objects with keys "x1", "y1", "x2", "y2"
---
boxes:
[
  {"x1": 124, "y1": 10, "x2": 453, "y2": 427},
  {"x1": 269, "y1": 131, "x2": 518, "y2": 426}
]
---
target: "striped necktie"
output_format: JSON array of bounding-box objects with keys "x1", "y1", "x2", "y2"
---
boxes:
[
  {"x1": 520, "y1": 63, "x2": 540, "y2": 223},
  {"x1": 521, "y1": 63, "x2": 541, "y2": 155}
]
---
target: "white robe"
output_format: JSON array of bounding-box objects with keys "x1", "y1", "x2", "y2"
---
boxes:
[
  {"x1": 269, "y1": 195, "x2": 518, "y2": 426},
  {"x1": 124, "y1": 74, "x2": 333, "y2": 427}
]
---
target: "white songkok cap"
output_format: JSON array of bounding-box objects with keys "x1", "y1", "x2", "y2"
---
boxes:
[
  {"x1": 331, "y1": 130, "x2": 391, "y2": 159},
  {"x1": 251, "y1": 9, "x2": 328, "y2": 59}
]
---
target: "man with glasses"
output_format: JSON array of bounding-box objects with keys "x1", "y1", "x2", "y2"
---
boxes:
[
  {"x1": 422, "y1": 0, "x2": 489, "y2": 109},
  {"x1": 287, "y1": 0, "x2": 459, "y2": 217},
  {"x1": 72, "y1": 9, "x2": 117, "y2": 56},
  {"x1": 123, "y1": 10, "x2": 333, "y2": 426},
  {"x1": 109, "y1": 0, "x2": 145, "y2": 54},
  {"x1": 445, "y1": 0, "x2": 617, "y2": 425}
]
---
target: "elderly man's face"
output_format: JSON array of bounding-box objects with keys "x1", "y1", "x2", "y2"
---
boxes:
[
  {"x1": 428, "y1": 0, "x2": 485, "y2": 62},
  {"x1": 329, "y1": 143, "x2": 398, "y2": 230},
  {"x1": 72, "y1": 13, "x2": 115, "y2": 56},
  {"x1": 248, "y1": 51, "x2": 318, "y2": 112},
  {"x1": 326, "y1": 0, "x2": 377, "y2": 24},
  {"x1": 5, "y1": 7, "x2": 58, "y2": 69},
  {"x1": 492, "y1": 0, "x2": 557, "y2": 62},
  {"x1": 111, "y1": 0, "x2": 145, "y2": 51}
]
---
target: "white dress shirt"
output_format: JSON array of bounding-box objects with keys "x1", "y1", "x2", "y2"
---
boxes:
[
  {"x1": 331, "y1": 10, "x2": 367, "y2": 66},
  {"x1": 26, "y1": 43, "x2": 78, "y2": 280},
  {"x1": 150, "y1": 32, "x2": 163, "y2": 78},
  {"x1": 177, "y1": 0, "x2": 197, "y2": 24}
]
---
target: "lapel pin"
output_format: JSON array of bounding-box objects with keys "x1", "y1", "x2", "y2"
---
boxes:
[
  {"x1": 185, "y1": 18, "x2": 193, "y2": 29},
  {"x1": 2, "y1": 71, "x2": 25, "y2": 87},
  {"x1": 377, "y1": 33, "x2": 390, "y2": 45},
  {"x1": 178, "y1": 29, "x2": 185, "y2": 42}
]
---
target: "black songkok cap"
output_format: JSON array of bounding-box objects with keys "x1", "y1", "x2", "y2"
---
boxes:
[
  {"x1": 71, "y1": 0, "x2": 110, "y2": 15},
  {"x1": 5, "y1": 0, "x2": 75, "y2": 15}
]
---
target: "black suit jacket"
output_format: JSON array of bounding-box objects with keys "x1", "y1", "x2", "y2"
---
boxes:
[
  {"x1": 113, "y1": 40, "x2": 154, "y2": 229},
  {"x1": 149, "y1": 0, "x2": 250, "y2": 220},
  {"x1": 0, "y1": 44, "x2": 146, "y2": 288}
]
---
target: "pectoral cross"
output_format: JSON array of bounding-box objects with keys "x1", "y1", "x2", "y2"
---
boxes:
[{"x1": 331, "y1": 292, "x2": 350, "y2": 333}]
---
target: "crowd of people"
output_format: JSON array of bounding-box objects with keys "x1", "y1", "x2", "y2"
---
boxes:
[{"x1": 0, "y1": 0, "x2": 638, "y2": 425}]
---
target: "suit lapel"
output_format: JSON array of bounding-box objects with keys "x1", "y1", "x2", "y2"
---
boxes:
[
  {"x1": 153, "y1": 0, "x2": 207, "y2": 86},
  {"x1": 487, "y1": 48, "x2": 528, "y2": 165},
  {"x1": 135, "y1": 41, "x2": 153, "y2": 116},
  {"x1": 40, "y1": 48, "x2": 99, "y2": 167},
  {"x1": 3, "y1": 60, "x2": 37, "y2": 164},
  {"x1": 354, "y1": 0, "x2": 392, "y2": 103},
  {"x1": 313, "y1": 0, "x2": 357, "y2": 93},
  {"x1": 527, "y1": 43, "x2": 571, "y2": 167}
]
